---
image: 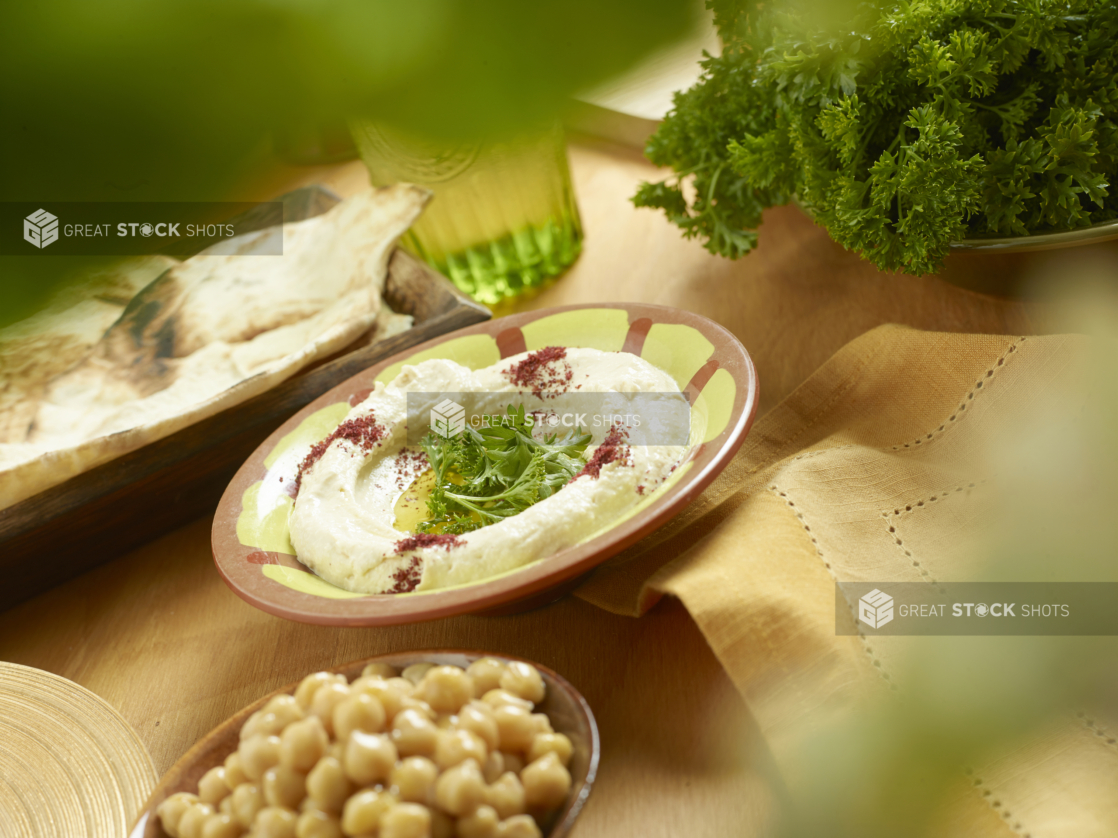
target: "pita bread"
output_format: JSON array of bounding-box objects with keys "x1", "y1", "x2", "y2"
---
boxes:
[
  {"x1": 0, "y1": 256, "x2": 178, "y2": 444},
  {"x1": 0, "y1": 184, "x2": 428, "y2": 510}
]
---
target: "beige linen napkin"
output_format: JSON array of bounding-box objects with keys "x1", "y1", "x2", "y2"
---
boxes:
[{"x1": 576, "y1": 324, "x2": 1118, "y2": 837}]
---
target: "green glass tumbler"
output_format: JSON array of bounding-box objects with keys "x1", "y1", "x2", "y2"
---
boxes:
[{"x1": 351, "y1": 121, "x2": 582, "y2": 306}]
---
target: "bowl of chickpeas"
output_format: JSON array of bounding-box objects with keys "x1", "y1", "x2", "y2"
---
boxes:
[{"x1": 130, "y1": 652, "x2": 598, "y2": 838}]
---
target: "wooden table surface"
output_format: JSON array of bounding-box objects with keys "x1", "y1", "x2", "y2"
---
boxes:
[{"x1": 0, "y1": 138, "x2": 1052, "y2": 837}]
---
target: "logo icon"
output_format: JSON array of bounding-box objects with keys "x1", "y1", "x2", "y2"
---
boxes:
[
  {"x1": 140, "y1": 223, "x2": 155, "y2": 237},
  {"x1": 24, "y1": 209, "x2": 59, "y2": 249},
  {"x1": 858, "y1": 588, "x2": 894, "y2": 629},
  {"x1": 430, "y1": 398, "x2": 466, "y2": 438}
]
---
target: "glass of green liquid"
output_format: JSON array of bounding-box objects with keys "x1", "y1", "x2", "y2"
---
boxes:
[{"x1": 350, "y1": 121, "x2": 582, "y2": 306}]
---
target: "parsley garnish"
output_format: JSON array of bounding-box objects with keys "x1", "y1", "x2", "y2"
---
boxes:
[
  {"x1": 416, "y1": 405, "x2": 592, "y2": 535},
  {"x1": 634, "y1": 0, "x2": 1118, "y2": 275}
]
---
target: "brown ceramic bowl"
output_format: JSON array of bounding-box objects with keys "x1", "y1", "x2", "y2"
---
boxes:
[
  {"x1": 129, "y1": 650, "x2": 599, "y2": 838},
  {"x1": 212, "y1": 302, "x2": 758, "y2": 625}
]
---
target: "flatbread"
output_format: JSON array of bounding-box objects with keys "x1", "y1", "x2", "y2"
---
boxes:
[
  {"x1": 0, "y1": 183, "x2": 429, "y2": 510},
  {"x1": 0, "y1": 256, "x2": 178, "y2": 446}
]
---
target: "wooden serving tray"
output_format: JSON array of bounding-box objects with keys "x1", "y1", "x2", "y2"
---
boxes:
[{"x1": 0, "y1": 188, "x2": 490, "y2": 613}]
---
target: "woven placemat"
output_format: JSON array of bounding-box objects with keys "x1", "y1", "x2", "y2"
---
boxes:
[{"x1": 0, "y1": 662, "x2": 157, "y2": 838}]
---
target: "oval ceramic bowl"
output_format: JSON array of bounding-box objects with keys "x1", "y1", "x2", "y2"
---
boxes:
[
  {"x1": 212, "y1": 302, "x2": 758, "y2": 625},
  {"x1": 794, "y1": 196, "x2": 1118, "y2": 254},
  {"x1": 129, "y1": 650, "x2": 599, "y2": 838},
  {"x1": 949, "y1": 218, "x2": 1118, "y2": 252}
]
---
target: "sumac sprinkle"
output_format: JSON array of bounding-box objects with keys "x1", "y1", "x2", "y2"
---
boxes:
[
  {"x1": 394, "y1": 532, "x2": 463, "y2": 554},
  {"x1": 393, "y1": 448, "x2": 430, "y2": 490},
  {"x1": 387, "y1": 557, "x2": 422, "y2": 594},
  {"x1": 504, "y1": 345, "x2": 573, "y2": 398},
  {"x1": 572, "y1": 425, "x2": 630, "y2": 481},
  {"x1": 293, "y1": 413, "x2": 387, "y2": 495}
]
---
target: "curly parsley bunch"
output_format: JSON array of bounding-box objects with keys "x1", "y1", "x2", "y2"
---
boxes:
[
  {"x1": 634, "y1": 0, "x2": 1118, "y2": 274},
  {"x1": 417, "y1": 404, "x2": 591, "y2": 535}
]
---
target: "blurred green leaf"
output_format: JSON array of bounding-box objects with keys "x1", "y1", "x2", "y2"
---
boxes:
[{"x1": 0, "y1": 0, "x2": 695, "y2": 326}]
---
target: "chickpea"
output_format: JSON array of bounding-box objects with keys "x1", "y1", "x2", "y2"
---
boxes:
[
  {"x1": 231, "y1": 783, "x2": 264, "y2": 828},
  {"x1": 240, "y1": 711, "x2": 271, "y2": 741},
  {"x1": 391, "y1": 708, "x2": 438, "y2": 758},
  {"x1": 497, "y1": 664, "x2": 544, "y2": 705},
  {"x1": 495, "y1": 815, "x2": 541, "y2": 838},
  {"x1": 157, "y1": 791, "x2": 199, "y2": 838},
  {"x1": 305, "y1": 756, "x2": 351, "y2": 813},
  {"x1": 416, "y1": 666, "x2": 474, "y2": 714},
  {"x1": 243, "y1": 696, "x2": 304, "y2": 741},
  {"x1": 480, "y1": 691, "x2": 532, "y2": 712},
  {"x1": 435, "y1": 729, "x2": 488, "y2": 770},
  {"x1": 326, "y1": 742, "x2": 345, "y2": 762},
  {"x1": 520, "y1": 753, "x2": 571, "y2": 810},
  {"x1": 386, "y1": 677, "x2": 418, "y2": 695},
  {"x1": 254, "y1": 806, "x2": 298, "y2": 838},
  {"x1": 466, "y1": 659, "x2": 507, "y2": 698},
  {"x1": 352, "y1": 678, "x2": 407, "y2": 722},
  {"x1": 295, "y1": 807, "x2": 343, "y2": 838},
  {"x1": 344, "y1": 730, "x2": 398, "y2": 786},
  {"x1": 361, "y1": 662, "x2": 398, "y2": 679},
  {"x1": 280, "y1": 717, "x2": 329, "y2": 772},
  {"x1": 239, "y1": 734, "x2": 282, "y2": 782},
  {"x1": 482, "y1": 752, "x2": 505, "y2": 785},
  {"x1": 264, "y1": 695, "x2": 306, "y2": 727},
  {"x1": 379, "y1": 802, "x2": 431, "y2": 838},
  {"x1": 525, "y1": 733, "x2": 572, "y2": 768},
  {"x1": 219, "y1": 797, "x2": 235, "y2": 817},
  {"x1": 401, "y1": 662, "x2": 435, "y2": 685},
  {"x1": 485, "y1": 772, "x2": 526, "y2": 820},
  {"x1": 389, "y1": 756, "x2": 438, "y2": 805},
  {"x1": 434, "y1": 758, "x2": 485, "y2": 817},
  {"x1": 178, "y1": 802, "x2": 215, "y2": 838},
  {"x1": 200, "y1": 812, "x2": 242, "y2": 838},
  {"x1": 270, "y1": 710, "x2": 302, "y2": 738},
  {"x1": 350, "y1": 674, "x2": 385, "y2": 690},
  {"x1": 492, "y1": 707, "x2": 549, "y2": 753},
  {"x1": 263, "y1": 764, "x2": 308, "y2": 810},
  {"x1": 455, "y1": 702, "x2": 499, "y2": 752},
  {"x1": 199, "y1": 768, "x2": 231, "y2": 808},
  {"x1": 498, "y1": 753, "x2": 524, "y2": 775},
  {"x1": 399, "y1": 696, "x2": 436, "y2": 720},
  {"x1": 436, "y1": 713, "x2": 457, "y2": 731},
  {"x1": 456, "y1": 804, "x2": 499, "y2": 838},
  {"x1": 332, "y1": 692, "x2": 387, "y2": 742},
  {"x1": 309, "y1": 682, "x2": 351, "y2": 737},
  {"x1": 341, "y1": 789, "x2": 396, "y2": 836},
  {"x1": 294, "y1": 673, "x2": 345, "y2": 712},
  {"x1": 224, "y1": 753, "x2": 249, "y2": 789}
]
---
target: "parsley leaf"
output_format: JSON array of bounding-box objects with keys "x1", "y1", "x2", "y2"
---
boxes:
[{"x1": 416, "y1": 404, "x2": 592, "y2": 535}]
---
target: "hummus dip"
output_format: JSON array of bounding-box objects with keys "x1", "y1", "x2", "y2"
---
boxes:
[{"x1": 288, "y1": 346, "x2": 690, "y2": 594}]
